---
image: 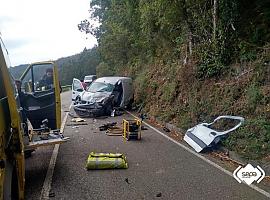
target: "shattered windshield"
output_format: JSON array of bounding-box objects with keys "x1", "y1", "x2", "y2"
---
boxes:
[{"x1": 87, "y1": 82, "x2": 114, "y2": 93}]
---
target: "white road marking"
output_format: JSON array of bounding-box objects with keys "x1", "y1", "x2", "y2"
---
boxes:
[
  {"x1": 127, "y1": 111, "x2": 270, "y2": 198},
  {"x1": 39, "y1": 103, "x2": 72, "y2": 200}
]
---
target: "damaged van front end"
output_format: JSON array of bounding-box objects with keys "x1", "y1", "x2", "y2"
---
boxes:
[
  {"x1": 72, "y1": 77, "x2": 133, "y2": 117},
  {"x1": 74, "y1": 96, "x2": 114, "y2": 117}
]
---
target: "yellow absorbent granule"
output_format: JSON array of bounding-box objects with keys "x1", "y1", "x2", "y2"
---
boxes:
[{"x1": 86, "y1": 152, "x2": 128, "y2": 170}]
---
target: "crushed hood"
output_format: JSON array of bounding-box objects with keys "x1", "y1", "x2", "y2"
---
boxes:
[{"x1": 81, "y1": 91, "x2": 111, "y2": 104}]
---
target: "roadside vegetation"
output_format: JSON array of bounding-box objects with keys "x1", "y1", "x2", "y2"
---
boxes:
[
  {"x1": 77, "y1": 0, "x2": 270, "y2": 160},
  {"x1": 57, "y1": 47, "x2": 100, "y2": 85},
  {"x1": 10, "y1": 0, "x2": 270, "y2": 160},
  {"x1": 10, "y1": 47, "x2": 101, "y2": 86}
]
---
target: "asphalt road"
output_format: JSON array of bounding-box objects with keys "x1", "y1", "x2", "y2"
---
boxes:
[{"x1": 26, "y1": 91, "x2": 269, "y2": 200}]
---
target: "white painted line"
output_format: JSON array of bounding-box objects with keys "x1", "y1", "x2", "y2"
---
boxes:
[
  {"x1": 39, "y1": 144, "x2": 60, "y2": 200},
  {"x1": 127, "y1": 111, "x2": 270, "y2": 198},
  {"x1": 39, "y1": 103, "x2": 72, "y2": 200}
]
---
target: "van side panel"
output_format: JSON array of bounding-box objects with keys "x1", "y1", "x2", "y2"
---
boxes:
[{"x1": 121, "y1": 78, "x2": 133, "y2": 107}]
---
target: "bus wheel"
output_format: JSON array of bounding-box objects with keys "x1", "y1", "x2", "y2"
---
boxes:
[{"x1": 3, "y1": 160, "x2": 19, "y2": 200}]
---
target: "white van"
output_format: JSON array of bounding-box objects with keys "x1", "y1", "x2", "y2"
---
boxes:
[
  {"x1": 84, "y1": 75, "x2": 97, "y2": 86},
  {"x1": 72, "y1": 77, "x2": 134, "y2": 116}
]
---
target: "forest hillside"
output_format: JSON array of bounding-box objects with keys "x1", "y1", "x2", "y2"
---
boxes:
[
  {"x1": 10, "y1": 47, "x2": 100, "y2": 85},
  {"x1": 78, "y1": 0, "x2": 270, "y2": 160}
]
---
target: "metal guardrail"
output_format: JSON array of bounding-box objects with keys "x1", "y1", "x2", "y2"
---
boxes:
[{"x1": 61, "y1": 85, "x2": 72, "y2": 92}]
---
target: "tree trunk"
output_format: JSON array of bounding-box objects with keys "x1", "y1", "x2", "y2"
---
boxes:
[
  {"x1": 180, "y1": 0, "x2": 193, "y2": 57},
  {"x1": 213, "y1": 0, "x2": 217, "y2": 41}
]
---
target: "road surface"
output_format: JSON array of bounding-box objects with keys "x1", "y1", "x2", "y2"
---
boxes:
[{"x1": 26, "y1": 91, "x2": 269, "y2": 199}]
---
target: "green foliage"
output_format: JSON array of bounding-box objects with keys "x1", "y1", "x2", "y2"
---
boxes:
[
  {"x1": 196, "y1": 0, "x2": 239, "y2": 78},
  {"x1": 238, "y1": 0, "x2": 270, "y2": 46},
  {"x1": 134, "y1": 71, "x2": 148, "y2": 103},
  {"x1": 161, "y1": 82, "x2": 176, "y2": 102},
  {"x1": 79, "y1": 0, "x2": 270, "y2": 79},
  {"x1": 176, "y1": 110, "x2": 193, "y2": 130},
  {"x1": 96, "y1": 62, "x2": 114, "y2": 77},
  {"x1": 197, "y1": 44, "x2": 225, "y2": 78},
  {"x1": 139, "y1": 1, "x2": 184, "y2": 49},
  {"x1": 10, "y1": 47, "x2": 101, "y2": 86},
  {"x1": 159, "y1": 109, "x2": 176, "y2": 123},
  {"x1": 246, "y1": 84, "x2": 263, "y2": 110},
  {"x1": 78, "y1": 0, "x2": 270, "y2": 159},
  {"x1": 223, "y1": 118, "x2": 270, "y2": 159},
  {"x1": 238, "y1": 42, "x2": 257, "y2": 62},
  {"x1": 149, "y1": 81, "x2": 158, "y2": 92},
  {"x1": 58, "y1": 47, "x2": 100, "y2": 85}
]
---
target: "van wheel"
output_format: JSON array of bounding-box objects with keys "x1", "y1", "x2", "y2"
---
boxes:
[{"x1": 105, "y1": 103, "x2": 113, "y2": 116}]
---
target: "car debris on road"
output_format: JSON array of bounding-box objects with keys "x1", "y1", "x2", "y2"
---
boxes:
[
  {"x1": 66, "y1": 123, "x2": 88, "y2": 126},
  {"x1": 71, "y1": 117, "x2": 86, "y2": 122},
  {"x1": 99, "y1": 122, "x2": 118, "y2": 131},
  {"x1": 106, "y1": 126, "x2": 123, "y2": 136},
  {"x1": 184, "y1": 115, "x2": 244, "y2": 152}
]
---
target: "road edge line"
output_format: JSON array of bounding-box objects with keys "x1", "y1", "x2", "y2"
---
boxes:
[
  {"x1": 127, "y1": 111, "x2": 270, "y2": 198},
  {"x1": 39, "y1": 103, "x2": 71, "y2": 200}
]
